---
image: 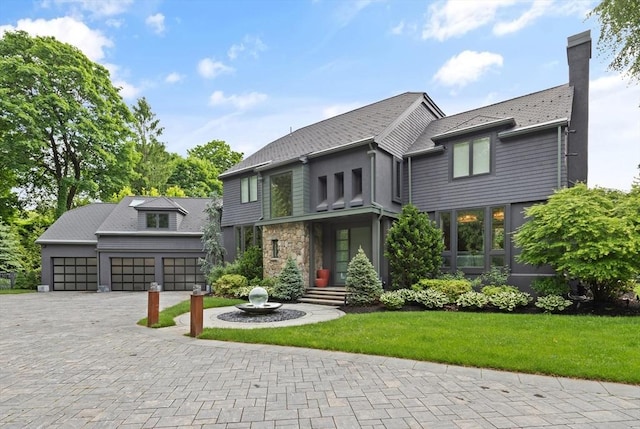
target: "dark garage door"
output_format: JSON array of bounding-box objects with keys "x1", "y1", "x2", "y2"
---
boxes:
[
  {"x1": 111, "y1": 257, "x2": 155, "y2": 291},
  {"x1": 163, "y1": 258, "x2": 206, "y2": 291},
  {"x1": 52, "y1": 257, "x2": 97, "y2": 291}
]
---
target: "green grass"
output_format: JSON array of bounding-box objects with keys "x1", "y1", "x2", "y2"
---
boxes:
[
  {"x1": 137, "y1": 296, "x2": 243, "y2": 328},
  {"x1": 198, "y1": 311, "x2": 640, "y2": 384},
  {"x1": 0, "y1": 288, "x2": 36, "y2": 294}
]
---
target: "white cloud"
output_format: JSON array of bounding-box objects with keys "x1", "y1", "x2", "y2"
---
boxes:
[
  {"x1": 43, "y1": 0, "x2": 134, "y2": 17},
  {"x1": 165, "y1": 72, "x2": 183, "y2": 83},
  {"x1": 145, "y1": 13, "x2": 165, "y2": 35},
  {"x1": 334, "y1": 0, "x2": 382, "y2": 27},
  {"x1": 422, "y1": 0, "x2": 515, "y2": 41},
  {"x1": 197, "y1": 58, "x2": 234, "y2": 79},
  {"x1": 0, "y1": 17, "x2": 112, "y2": 61},
  {"x1": 390, "y1": 21, "x2": 405, "y2": 35},
  {"x1": 227, "y1": 35, "x2": 267, "y2": 60},
  {"x1": 209, "y1": 91, "x2": 268, "y2": 110},
  {"x1": 103, "y1": 63, "x2": 141, "y2": 100},
  {"x1": 433, "y1": 51, "x2": 503, "y2": 88},
  {"x1": 588, "y1": 75, "x2": 640, "y2": 191},
  {"x1": 493, "y1": 0, "x2": 550, "y2": 36}
]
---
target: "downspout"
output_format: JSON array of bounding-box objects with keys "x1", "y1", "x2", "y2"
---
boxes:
[
  {"x1": 408, "y1": 156, "x2": 412, "y2": 204},
  {"x1": 557, "y1": 126, "x2": 562, "y2": 189},
  {"x1": 368, "y1": 144, "x2": 382, "y2": 274}
]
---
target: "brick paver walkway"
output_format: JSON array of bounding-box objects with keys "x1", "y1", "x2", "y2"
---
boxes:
[{"x1": 1, "y1": 292, "x2": 638, "y2": 428}]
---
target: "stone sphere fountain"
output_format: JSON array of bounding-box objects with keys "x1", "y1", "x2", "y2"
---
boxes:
[{"x1": 235, "y1": 287, "x2": 282, "y2": 314}]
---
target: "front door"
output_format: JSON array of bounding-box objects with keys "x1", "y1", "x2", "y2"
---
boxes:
[{"x1": 334, "y1": 226, "x2": 371, "y2": 285}]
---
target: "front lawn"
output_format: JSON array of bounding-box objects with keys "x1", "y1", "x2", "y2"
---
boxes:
[
  {"x1": 198, "y1": 310, "x2": 640, "y2": 384},
  {"x1": 0, "y1": 288, "x2": 36, "y2": 294}
]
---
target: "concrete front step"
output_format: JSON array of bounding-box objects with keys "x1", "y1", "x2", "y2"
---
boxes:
[
  {"x1": 299, "y1": 287, "x2": 347, "y2": 306},
  {"x1": 298, "y1": 297, "x2": 345, "y2": 306}
]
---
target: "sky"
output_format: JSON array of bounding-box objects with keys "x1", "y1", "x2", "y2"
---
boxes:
[{"x1": 1, "y1": 0, "x2": 638, "y2": 191}]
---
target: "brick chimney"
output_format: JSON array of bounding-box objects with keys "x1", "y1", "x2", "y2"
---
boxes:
[{"x1": 566, "y1": 30, "x2": 591, "y2": 186}]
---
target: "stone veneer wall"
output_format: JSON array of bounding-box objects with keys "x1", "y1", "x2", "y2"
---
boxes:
[
  {"x1": 313, "y1": 224, "x2": 323, "y2": 276},
  {"x1": 262, "y1": 222, "x2": 310, "y2": 284}
]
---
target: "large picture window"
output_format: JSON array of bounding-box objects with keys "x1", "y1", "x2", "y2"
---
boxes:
[
  {"x1": 438, "y1": 205, "x2": 506, "y2": 271},
  {"x1": 241, "y1": 175, "x2": 258, "y2": 203},
  {"x1": 453, "y1": 137, "x2": 490, "y2": 178},
  {"x1": 270, "y1": 172, "x2": 293, "y2": 218}
]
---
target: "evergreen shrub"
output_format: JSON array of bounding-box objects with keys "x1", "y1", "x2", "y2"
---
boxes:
[{"x1": 345, "y1": 247, "x2": 383, "y2": 305}]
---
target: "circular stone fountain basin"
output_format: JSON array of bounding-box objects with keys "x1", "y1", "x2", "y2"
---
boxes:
[{"x1": 235, "y1": 302, "x2": 283, "y2": 314}]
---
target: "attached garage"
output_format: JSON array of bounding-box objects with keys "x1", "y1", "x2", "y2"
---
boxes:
[
  {"x1": 110, "y1": 257, "x2": 155, "y2": 291},
  {"x1": 163, "y1": 257, "x2": 206, "y2": 291},
  {"x1": 52, "y1": 257, "x2": 98, "y2": 291}
]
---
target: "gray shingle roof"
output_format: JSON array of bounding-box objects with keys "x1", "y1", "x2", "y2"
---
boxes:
[
  {"x1": 36, "y1": 203, "x2": 116, "y2": 244},
  {"x1": 408, "y1": 84, "x2": 574, "y2": 154},
  {"x1": 97, "y1": 196, "x2": 212, "y2": 234},
  {"x1": 135, "y1": 196, "x2": 188, "y2": 214},
  {"x1": 222, "y1": 92, "x2": 429, "y2": 177}
]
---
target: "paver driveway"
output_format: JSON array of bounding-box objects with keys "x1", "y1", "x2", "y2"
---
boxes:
[{"x1": 1, "y1": 292, "x2": 639, "y2": 428}]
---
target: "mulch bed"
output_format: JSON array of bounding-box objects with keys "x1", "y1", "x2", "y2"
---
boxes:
[{"x1": 339, "y1": 296, "x2": 640, "y2": 316}]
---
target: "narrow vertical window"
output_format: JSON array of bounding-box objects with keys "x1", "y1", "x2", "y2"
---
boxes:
[
  {"x1": 270, "y1": 172, "x2": 293, "y2": 217},
  {"x1": 249, "y1": 175, "x2": 258, "y2": 201},
  {"x1": 456, "y1": 209, "x2": 484, "y2": 268},
  {"x1": 271, "y1": 239, "x2": 279, "y2": 258},
  {"x1": 453, "y1": 142, "x2": 470, "y2": 178},
  {"x1": 241, "y1": 177, "x2": 249, "y2": 203},
  {"x1": 473, "y1": 138, "x2": 490, "y2": 175},
  {"x1": 440, "y1": 212, "x2": 451, "y2": 268},
  {"x1": 352, "y1": 168, "x2": 362, "y2": 197},
  {"x1": 335, "y1": 172, "x2": 344, "y2": 199},
  {"x1": 319, "y1": 176, "x2": 327, "y2": 203},
  {"x1": 393, "y1": 158, "x2": 402, "y2": 202}
]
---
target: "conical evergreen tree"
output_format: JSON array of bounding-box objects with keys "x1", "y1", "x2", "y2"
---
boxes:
[{"x1": 345, "y1": 247, "x2": 382, "y2": 305}]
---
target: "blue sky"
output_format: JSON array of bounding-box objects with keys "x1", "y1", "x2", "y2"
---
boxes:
[{"x1": 1, "y1": 0, "x2": 638, "y2": 190}]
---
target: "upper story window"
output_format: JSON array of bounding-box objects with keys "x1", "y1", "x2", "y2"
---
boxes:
[
  {"x1": 392, "y1": 158, "x2": 402, "y2": 202},
  {"x1": 352, "y1": 168, "x2": 362, "y2": 198},
  {"x1": 317, "y1": 176, "x2": 328, "y2": 211},
  {"x1": 241, "y1": 175, "x2": 258, "y2": 203},
  {"x1": 270, "y1": 172, "x2": 293, "y2": 218},
  {"x1": 146, "y1": 213, "x2": 169, "y2": 229},
  {"x1": 453, "y1": 137, "x2": 490, "y2": 178},
  {"x1": 333, "y1": 172, "x2": 345, "y2": 209}
]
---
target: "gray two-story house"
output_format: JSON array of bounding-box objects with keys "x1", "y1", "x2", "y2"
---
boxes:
[{"x1": 220, "y1": 31, "x2": 591, "y2": 290}]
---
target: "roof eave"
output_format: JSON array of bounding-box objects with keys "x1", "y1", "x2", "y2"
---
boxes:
[
  {"x1": 432, "y1": 117, "x2": 516, "y2": 141},
  {"x1": 404, "y1": 145, "x2": 446, "y2": 158},
  {"x1": 498, "y1": 118, "x2": 569, "y2": 139},
  {"x1": 219, "y1": 161, "x2": 272, "y2": 179}
]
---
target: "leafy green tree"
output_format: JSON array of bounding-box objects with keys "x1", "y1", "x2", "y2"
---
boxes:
[
  {"x1": 514, "y1": 184, "x2": 639, "y2": 303},
  {"x1": 200, "y1": 197, "x2": 225, "y2": 279},
  {"x1": 345, "y1": 247, "x2": 382, "y2": 305},
  {"x1": 130, "y1": 97, "x2": 175, "y2": 193},
  {"x1": 0, "y1": 221, "x2": 22, "y2": 273},
  {"x1": 589, "y1": 0, "x2": 640, "y2": 82},
  {"x1": 384, "y1": 204, "x2": 444, "y2": 289},
  {"x1": 188, "y1": 140, "x2": 243, "y2": 174},
  {"x1": 0, "y1": 31, "x2": 135, "y2": 218},
  {"x1": 168, "y1": 156, "x2": 221, "y2": 197}
]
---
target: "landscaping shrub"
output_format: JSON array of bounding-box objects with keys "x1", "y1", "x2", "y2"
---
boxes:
[
  {"x1": 345, "y1": 247, "x2": 383, "y2": 305},
  {"x1": 439, "y1": 270, "x2": 466, "y2": 281},
  {"x1": 412, "y1": 278, "x2": 472, "y2": 300},
  {"x1": 384, "y1": 204, "x2": 444, "y2": 289},
  {"x1": 236, "y1": 245, "x2": 263, "y2": 283},
  {"x1": 272, "y1": 257, "x2": 305, "y2": 301},
  {"x1": 213, "y1": 274, "x2": 248, "y2": 298},
  {"x1": 396, "y1": 288, "x2": 417, "y2": 303},
  {"x1": 235, "y1": 285, "x2": 275, "y2": 300},
  {"x1": 487, "y1": 291, "x2": 532, "y2": 311},
  {"x1": 456, "y1": 291, "x2": 489, "y2": 309},
  {"x1": 531, "y1": 276, "x2": 569, "y2": 297},
  {"x1": 380, "y1": 291, "x2": 405, "y2": 310},
  {"x1": 413, "y1": 289, "x2": 449, "y2": 309},
  {"x1": 535, "y1": 295, "x2": 573, "y2": 313},
  {"x1": 481, "y1": 285, "x2": 519, "y2": 296},
  {"x1": 471, "y1": 266, "x2": 510, "y2": 289}
]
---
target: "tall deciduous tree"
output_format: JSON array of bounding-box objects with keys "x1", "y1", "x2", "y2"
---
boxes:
[
  {"x1": 188, "y1": 139, "x2": 243, "y2": 174},
  {"x1": 0, "y1": 221, "x2": 22, "y2": 273},
  {"x1": 589, "y1": 0, "x2": 640, "y2": 82},
  {"x1": 385, "y1": 204, "x2": 444, "y2": 289},
  {"x1": 514, "y1": 183, "x2": 639, "y2": 303},
  {"x1": 130, "y1": 97, "x2": 175, "y2": 193},
  {"x1": 0, "y1": 31, "x2": 135, "y2": 218}
]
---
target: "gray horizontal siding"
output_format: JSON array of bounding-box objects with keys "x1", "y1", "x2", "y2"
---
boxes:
[
  {"x1": 221, "y1": 175, "x2": 262, "y2": 227},
  {"x1": 96, "y1": 236, "x2": 203, "y2": 251},
  {"x1": 410, "y1": 129, "x2": 565, "y2": 211}
]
